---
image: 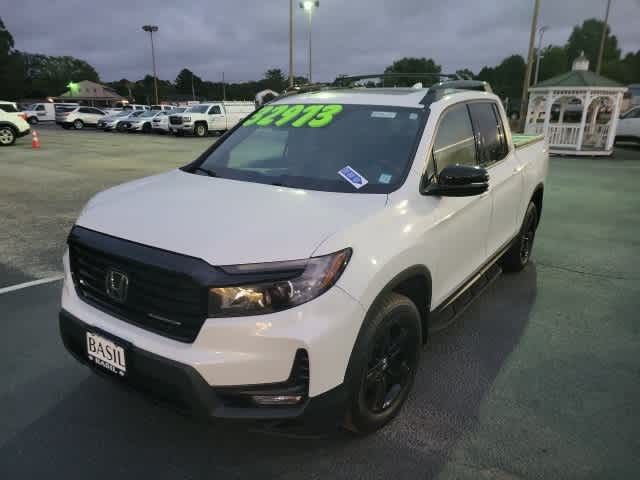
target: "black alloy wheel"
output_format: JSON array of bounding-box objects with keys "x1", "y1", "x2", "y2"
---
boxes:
[
  {"x1": 361, "y1": 320, "x2": 418, "y2": 414},
  {"x1": 344, "y1": 292, "x2": 421, "y2": 434},
  {"x1": 519, "y1": 208, "x2": 537, "y2": 264}
]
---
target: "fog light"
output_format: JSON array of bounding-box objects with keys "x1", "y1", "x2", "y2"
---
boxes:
[{"x1": 251, "y1": 395, "x2": 303, "y2": 406}]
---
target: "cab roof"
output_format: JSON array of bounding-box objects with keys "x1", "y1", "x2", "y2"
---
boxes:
[
  {"x1": 272, "y1": 85, "x2": 497, "y2": 108},
  {"x1": 273, "y1": 88, "x2": 429, "y2": 108}
]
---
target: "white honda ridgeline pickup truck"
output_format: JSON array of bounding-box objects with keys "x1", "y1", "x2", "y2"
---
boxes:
[{"x1": 60, "y1": 80, "x2": 548, "y2": 434}]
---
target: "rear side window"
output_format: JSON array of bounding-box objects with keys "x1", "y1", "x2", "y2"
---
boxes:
[
  {"x1": 209, "y1": 106, "x2": 222, "y2": 114},
  {"x1": 468, "y1": 102, "x2": 508, "y2": 166},
  {"x1": 431, "y1": 103, "x2": 477, "y2": 175},
  {"x1": 0, "y1": 103, "x2": 18, "y2": 112}
]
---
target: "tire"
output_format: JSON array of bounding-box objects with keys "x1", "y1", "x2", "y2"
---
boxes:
[
  {"x1": 343, "y1": 292, "x2": 422, "y2": 434},
  {"x1": 73, "y1": 119, "x2": 84, "y2": 130},
  {"x1": 28, "y1": 117, "x2": 39, "y2": 125},
  {"x1": 194, "y1": 123, "x2": 207, "y2": 137},
  {"x1": 501, "y1": 202, "x2": 538, "y2": 273},
  {"x1": 142, "y1": 123, "x2": 152, "y2": 134},
  {"x1": 0, "y1": 126, "x2": 16, "y2": 146}
]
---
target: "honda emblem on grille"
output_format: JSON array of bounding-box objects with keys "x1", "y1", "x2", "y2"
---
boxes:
[{"x1": 105, "y1": 269, "x2": 129, "y2": 303}]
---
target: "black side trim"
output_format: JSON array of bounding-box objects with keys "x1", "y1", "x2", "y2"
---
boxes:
[{"x1": 428, "y1": 235, "x2": 516, "y2": 332}]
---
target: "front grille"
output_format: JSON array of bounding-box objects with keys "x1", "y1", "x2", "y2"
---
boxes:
[
  {"x1": 68, "y1": 232, "x2": 206, "y2": 343},
  {"x1": 169, "y1": 115, "x2": 182, "y2": 125}
]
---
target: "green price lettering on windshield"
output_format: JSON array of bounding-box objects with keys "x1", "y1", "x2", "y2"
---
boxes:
[
  {"x1": 290, "y1": 105, "x2": 325, "y2": 127},
  {"x1": 256, "y1": 105, "x2": 290, "y2": 126},
  {"x1": 274, "y1": 105, "x2": 306, "y2": 126},
  {"x1": 243, "y1": 105, "x2": 274, "y2": 126},
  {"x1": 243, "y1": 104, "x2": 344, "y2": 128},
  {"x1": 308, "y1": 104, "x2": 343, "y2": 128}
]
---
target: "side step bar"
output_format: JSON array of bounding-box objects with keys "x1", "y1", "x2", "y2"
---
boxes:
[{"x1": 428, "y1": 262, "x2": 502, "y2": 334}]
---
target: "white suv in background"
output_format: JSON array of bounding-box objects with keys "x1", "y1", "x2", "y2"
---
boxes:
[
  {"x1": 56, "y1": 106, "x2": 107, "y2": 130},
  {"x1": 616, "y1": 106, "x2": 640, "y2": 144},
  {"x1": 0, "y1": 100, "x2": 30, "y2": 146}
]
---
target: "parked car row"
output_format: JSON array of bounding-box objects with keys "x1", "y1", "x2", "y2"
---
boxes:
[{"x1": 48, "y1": 102, "x2": 256, "y2": 137}]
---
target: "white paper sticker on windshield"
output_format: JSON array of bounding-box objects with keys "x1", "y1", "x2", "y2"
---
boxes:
[
  {"x1": 371, "y1": 111, "x2": 397, "y2": 119},
  {"x1": 338, "y1": 166, "x2": 369, "y2": 189},
  {"x1": 378, "y1": 173, "x2": 392, "y2": 184}
]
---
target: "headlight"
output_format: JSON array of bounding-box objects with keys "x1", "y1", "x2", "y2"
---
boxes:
[{"x1": 208, "y1": 249, "x2": 351, "y2": 317}]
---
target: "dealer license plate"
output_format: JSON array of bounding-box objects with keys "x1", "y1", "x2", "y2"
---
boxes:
[{"x1": 86, "y1": 331, "x2": 127, "y2": 376}]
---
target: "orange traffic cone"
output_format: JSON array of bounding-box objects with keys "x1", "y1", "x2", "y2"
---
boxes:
[{"x1": 31, "y1": 130, "x2": 41, "y2": 149}]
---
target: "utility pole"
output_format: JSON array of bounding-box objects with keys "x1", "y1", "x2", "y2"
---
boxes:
[
  {"x1": 289, "y1": 0, "x2": 294, "y2": 88},
  {"x1": 142, "y1": 25, "x2": 159, "y2": 104},
  {"x1": 519, "y1": 0, "x2": 540, "y2": 133},
  {"x1": 222, "y1": 72, "x2": 226, "y2": 101},
  {"x1": 191, "y1": 72, "x2": 196, "y2": 101},
  {"x1": 596, "y1": 0, "x2": 612, "y2": 74},
  {"x1": 534, "y1": 26, "x2": 549, "y2": 85}
]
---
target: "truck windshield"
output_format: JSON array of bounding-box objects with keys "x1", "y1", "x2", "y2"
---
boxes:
[{"x1": 194, "y1": 103, "x2": 425, "y2": 193}]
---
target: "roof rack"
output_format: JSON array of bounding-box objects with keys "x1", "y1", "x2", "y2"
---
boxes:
[
  {"x1": 268, "y1": 75, "x2": 494, "y2": 108},
  {"x1": 420, "y1": 79, "x2": 493, "y2": 105},
  {"x1": 332, "y1": 72, "x2": 459, "y2": 87}
]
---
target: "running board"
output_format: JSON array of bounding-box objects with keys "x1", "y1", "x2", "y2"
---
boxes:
[{"x1": 428, "y1": 262, "x2": 502, "y2": 334}]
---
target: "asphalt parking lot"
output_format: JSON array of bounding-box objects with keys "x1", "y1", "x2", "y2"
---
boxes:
[{"x1": 1, "y1": 127, "x2": 640, "y2": 479}]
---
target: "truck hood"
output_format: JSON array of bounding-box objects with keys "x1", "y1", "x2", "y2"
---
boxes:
[{"x1": 77, "y1": 170, "x2": 387, "y2": 265}]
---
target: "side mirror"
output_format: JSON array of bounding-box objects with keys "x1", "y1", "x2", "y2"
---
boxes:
[{"x1": 423, "y1": 165, "x2": 489, "y2": 197}]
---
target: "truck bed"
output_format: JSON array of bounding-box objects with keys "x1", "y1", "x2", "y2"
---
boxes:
[{"x1": 512, "y1": 134, "x2": 544, "y2": 150}]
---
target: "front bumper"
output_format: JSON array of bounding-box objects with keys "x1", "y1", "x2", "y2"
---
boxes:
[
  {"x1": 17, "y1": 128, "x2": 31, "y2": 138},
  {"x1": 61, "y1": 249, "x2": 364, "y2": 404},
  {"x1": 170, "y1": 124, "x2": 194, "y2": 134},
  {"x1": 60, "y1": 309, "x2": 347, "y2": 422}
]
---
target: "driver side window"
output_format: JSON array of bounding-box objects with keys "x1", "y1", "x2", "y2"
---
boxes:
[{"x1": 430, "y1": 103, "x2": 477, "y2": 180}]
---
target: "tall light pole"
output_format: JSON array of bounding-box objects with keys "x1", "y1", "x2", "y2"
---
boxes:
[
  {"x1": 289, "y1": 0, "x2": 294, "y2": 88},
  {"x1": 299, "y1": 1, "x2": 319, "y2": 84},
  {"x1": 519, "y1": 0, "x2": 540, "y2": 133},
  {"x1": 596, "y1": 0, "x2": 612, "y2": 74},
  {"x1": 534, "y1": 25, "x2": 549, "y2": 85},
  {"x1": 142, "y1": 24, "x2": 159, "y2": 105}
]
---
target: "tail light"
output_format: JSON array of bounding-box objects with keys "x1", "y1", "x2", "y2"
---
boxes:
[{"x1": 19, "y1": 113, "x2": 27, "y2": 121}]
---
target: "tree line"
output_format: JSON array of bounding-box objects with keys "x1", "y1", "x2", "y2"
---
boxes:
[{"x1": 1, "y1": 16, "x2": 638, "y2": 105}]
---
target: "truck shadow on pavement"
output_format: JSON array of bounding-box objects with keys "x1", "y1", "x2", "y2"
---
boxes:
[{"x1": 1, "y1": 265, "x2": 538, "y2": 480}]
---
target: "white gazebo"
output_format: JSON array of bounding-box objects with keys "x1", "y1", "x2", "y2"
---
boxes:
[{"x1": 524, "y1": 53, "x2": 627, "y2": 156}]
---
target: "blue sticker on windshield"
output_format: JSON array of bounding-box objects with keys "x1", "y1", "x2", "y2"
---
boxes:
[{"x1": 338, "y1": 166, "x2": 368, "y2": 189}]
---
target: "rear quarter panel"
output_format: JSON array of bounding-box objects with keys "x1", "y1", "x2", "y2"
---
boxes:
[{"x1": 514, "y1": 139, "x2": 549, "y2": 226}]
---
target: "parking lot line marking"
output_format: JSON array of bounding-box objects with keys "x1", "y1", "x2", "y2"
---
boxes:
[{"x1": 0, "y1": 275, "x2": 64, "y2": 295}]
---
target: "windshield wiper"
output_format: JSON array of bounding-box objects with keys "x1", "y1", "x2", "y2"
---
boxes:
[{"x1": 195, "y1": 167, "x2": 218, "y2": 177}]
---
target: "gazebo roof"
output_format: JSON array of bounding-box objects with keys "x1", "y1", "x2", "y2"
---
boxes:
[{"x1": 533, "y1": 69, "x2": 622, "y2": 89}]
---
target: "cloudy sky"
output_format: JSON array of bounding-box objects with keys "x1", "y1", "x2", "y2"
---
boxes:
[{"x1": 4, "y1": 0, "x2": 640, "y2": 83}]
